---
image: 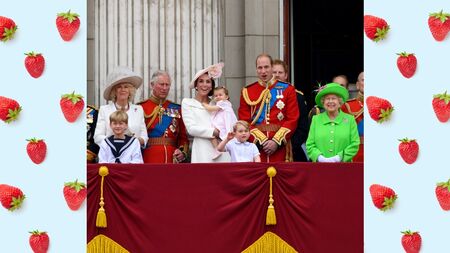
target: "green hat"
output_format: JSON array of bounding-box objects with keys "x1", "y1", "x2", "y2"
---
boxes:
[{"x1": 315, "y1": 83, "x2": 349, "y2": 108}]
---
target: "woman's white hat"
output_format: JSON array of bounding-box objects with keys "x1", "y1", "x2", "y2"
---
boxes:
[
  {"x1": 103, "y1": 66, "x2": 143, "y2": 100},
  {"x1": 189, "y1": 62, "x2": 224, "y2": 89}
]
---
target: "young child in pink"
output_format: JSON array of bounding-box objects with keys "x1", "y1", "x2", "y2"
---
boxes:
[{"x1": 202, "y1": 86, "x2": 238, "y2": 159}]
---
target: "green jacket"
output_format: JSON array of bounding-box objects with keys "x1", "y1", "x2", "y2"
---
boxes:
[{"x1": 306, "y1": 111, "x2": 360, "y2": 162}]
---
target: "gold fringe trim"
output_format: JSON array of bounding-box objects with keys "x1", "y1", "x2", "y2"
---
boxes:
[
  {"x1": 272, "y1": 127, "x2": 291, "y2": 145},
  {"x1": 87, "y1": 235, "x2": 130, "y2": 253},
  {"x1": 241, "y1": 232, "x2": 298, "y2": 253},
  {"x1": 96, "y1": 166, "x2": 109, "y2": 228},
  {"x1": 250, "y1": 128, "x2": 268, "y2": 144},
  {"x1": 266, "y1": 166, "x2": 277, "y2": 225}
]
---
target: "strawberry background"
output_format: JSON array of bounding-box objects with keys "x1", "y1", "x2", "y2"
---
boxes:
[
  {"x1": 0, "y1": 1, "x2": 86, "y2": 252},
  {"x1": 365, "y1": 1, "x2": 450, "y2": 252}
]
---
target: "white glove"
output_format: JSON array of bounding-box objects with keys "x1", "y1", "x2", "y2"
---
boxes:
[
  {"x1": 330, "y1": 155, "x2": 342, "y2": 163},
  {"x1": 317, "y1": 155, "x2": 329, "y2": 162}
]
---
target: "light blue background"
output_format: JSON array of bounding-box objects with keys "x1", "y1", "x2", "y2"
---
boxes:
[
  {"x1": 0, "y1": 1, "x2": 86, "y2": 252},
  {"x1": 365, "y1": 1, "x2": 450, "y2": 252}
]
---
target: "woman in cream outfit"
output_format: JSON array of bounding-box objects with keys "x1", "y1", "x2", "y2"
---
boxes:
[
  {"x1": 94, "y1": 66, "x2": 148, "y2": 147},
  {"x1": 182, "y1": 63, "x2": 231, "y2": 163}
]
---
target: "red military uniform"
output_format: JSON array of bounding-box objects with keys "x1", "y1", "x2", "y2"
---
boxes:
[
  {"x1": 138, "y1": 96, "x2": 189, "y2": 163},
  {"x1": 238, "y1": 78, "x2": 299, "y2": 162},
  {"x1": 341, "y1": 93, "x2": 364, "y2": 162}
]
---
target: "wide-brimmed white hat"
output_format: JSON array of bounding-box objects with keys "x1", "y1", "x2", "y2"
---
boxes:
[
  {"x1": 189, "y1": 62, "x2": 224, "y2": 89},
  {"x1": 103, "y1": 66, "x2": 143, "y2": 100}
]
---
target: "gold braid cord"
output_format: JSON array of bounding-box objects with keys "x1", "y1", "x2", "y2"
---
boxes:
[
  {"x1": 266, "y1": 166, "x2": 277, "y2": 225},
  {"x1": 144, "y1": 106, "x2": 161, "y2": 129},
  {"x1": 242, "y1": 88, "x2": 271, "y2": 126},
  {"x1": 96, "y1": 166, "x2": 109, "y2": 228},
  {"x1": 250, "y1": 128, "x2": 268, "y2": 144},
  {"x1": 272, "y1": 127, "x2": 291, "y2": 146}
]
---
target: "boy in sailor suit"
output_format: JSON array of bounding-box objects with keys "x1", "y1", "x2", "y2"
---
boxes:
[{"x1": 98, "y1": 111, "x2": 143, "y2": 164}]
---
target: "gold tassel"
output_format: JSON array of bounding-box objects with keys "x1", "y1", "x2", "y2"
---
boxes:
[
  {"x1": 96, "y1": 166, "x2": 109, "y2": 228},
  {"x1": 266, "y1": 166, "x2": 277, "y2": 225}
]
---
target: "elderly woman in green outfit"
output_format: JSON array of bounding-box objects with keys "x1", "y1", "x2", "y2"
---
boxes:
[{"x1": 306, "y1": 83, "x2": 360, "y2": 162}]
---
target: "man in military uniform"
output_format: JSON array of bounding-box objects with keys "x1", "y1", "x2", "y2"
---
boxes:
[
  {"x1": 138, "y1": 70, "x2": 189, "y2": 163},
  {"x1": 341, "y1": 71, "x2": 364, "y2": 162},
  {"x1": 87, "y1": 105, "x2": 100, "y2": 163},
  {"x1": 272, "y1": 59, "x2": 309, "y2": 162},
  {"x1": 238, "y1": 54, "x2": 299, "y2": 162}
]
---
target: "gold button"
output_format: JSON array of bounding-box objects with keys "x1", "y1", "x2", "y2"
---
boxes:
[
  {"x1": 331, "y1": 123, "x2": 335, "y2": 126},
  {"x1": 330, "y1": 131, "x2": 334, "y2": 134},
  {"x1": 330, "y1": 140, "x2": 334, "y2": 143},
  {"x1": 328, "y1": 149, "x2": 333, "y2": 152}
]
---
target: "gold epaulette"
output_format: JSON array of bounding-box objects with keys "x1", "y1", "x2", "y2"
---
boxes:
[
  {"x1": 136, "y1": 99, "x2": 149, "y2": 105},
  {"x1": 87, "y1": 104, "x2": 98, "y2": 110},
  {"x1": 245, "y1": 81, "x2": 259, "y2": 87}
]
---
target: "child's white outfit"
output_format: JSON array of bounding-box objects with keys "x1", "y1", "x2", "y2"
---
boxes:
[
  {"x1": 211, "y1": 100, "x2": 238, "y2": 140},
  {"x1": 225, "y1": 138, "x2": 260, "y2": 162},
  {"x1": 98, "y1": 135, "x2": 143, "y2": 163}
]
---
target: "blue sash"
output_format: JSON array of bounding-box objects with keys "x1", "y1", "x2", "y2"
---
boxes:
[
  {"x1": 253, "y1": 82, "x2": 289, "y2": 124},
  {"x1": 148, "y1": 103, "x2": 180, "y2": 138}
]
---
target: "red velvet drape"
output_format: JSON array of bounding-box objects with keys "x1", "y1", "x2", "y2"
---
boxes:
[{"x1": 87, "y1": 162, "x2": 363, "y2": 253}]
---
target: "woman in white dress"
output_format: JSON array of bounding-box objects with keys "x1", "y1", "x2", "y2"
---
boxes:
[
  {"x1": 94, "y1": 66, "x2": 148, "y2": 147},
  {"x1": 182, "y1": 63, "x2": 231, "y2": 163}
]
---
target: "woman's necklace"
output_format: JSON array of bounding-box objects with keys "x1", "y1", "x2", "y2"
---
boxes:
[{"x1": 115, "y1": 102, "x2": 129, "y2": 111}]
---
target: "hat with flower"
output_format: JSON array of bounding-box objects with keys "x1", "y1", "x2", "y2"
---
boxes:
[
  {"x1": 189, "y1": 62, "x2": 224, "y2": 89},
  {"x1": 315, "y1": 82, "x2": 349, "y2": 108}
]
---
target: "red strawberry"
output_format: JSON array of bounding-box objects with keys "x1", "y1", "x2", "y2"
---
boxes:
[
  {"x1": 398, "y1": 138, "x2": 419, "y2": 164},
  {"x1": 26, "y1": 138, "x2": 47, "y2": 164},
  {"x1": 428, "y1": 10, "x2": 450, "y2": 41},
  {"x1": 369, "y1": 184, "x2": 397, "y2": 211},
  {"x1": 24, "y1": 52, "x2": 45, "y2": 78},
  {"x1": 401, "y1": 230, "x2": 422, "y2": 253},
  {"x1": 435, "y1": 179, "x2": 450, "y2": 211},
  {"x1": 29, "y1": 230, "x2": 49, "y2": 253},
  {"x1": 366, "y1": 96, "x2": 394, "y2": 123},
  {"x1": 432, "y1": 91, "x2": 450, "y2": 123},
  {"x1": 397, "y1": 52, "x2": 417, "y2": 78},
  {"x1": 364, "y1": 15, "x2": 390, "y2": 42},
  {"x1": 56, "y1": 10, "x2": 80, "y2": 41},
  {"x1": 60, "y1": 92, "x2": 84, "y2": 122},
  {"x1": 0, "y1": 184, "x2": 25, "y2": 211},
  {"x1": 63, "y1": 179, "x2": 87, "y2": 210},
  {"x1": 0, "y1": 96, "x2": 21, "y2": 123},
  {"x1": 0, "y1": 16, "x2": 17, "y2": 42}
]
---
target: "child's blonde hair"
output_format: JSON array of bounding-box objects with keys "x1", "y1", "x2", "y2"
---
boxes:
[
  {"x1": 233, "y1": 120, "x2": 249, "y2": 132},
  {"x1": 214, "y1": 86, "x2": 229, "y2": 99},
  {"x1": 109, "y1": 110, "x2": 128, "y2": 124}
]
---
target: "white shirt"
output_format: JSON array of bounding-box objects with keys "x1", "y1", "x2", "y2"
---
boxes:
[
  {"x1": 94, "y1": 102, "x2": 148, "y2": 146},
  {"x1": 225, "y1": 139, "x2": 260, "y2": 162},
  {"x1": 98, "y1": 137, "x2": 143, "y2": 163}
]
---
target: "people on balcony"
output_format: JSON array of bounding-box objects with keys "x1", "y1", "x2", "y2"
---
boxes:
[
  {"x1": 306, "y1": 83, "x2": 359, "y2": 162},
  {"x1": 182, "y1": 62, "x2": 231, "y2": 163},
  {"x1": 238, "y1": 53, "x2": 299, "y2": 162},
  {"x1": 138, "y1": 70, "x2": 189, "y2": 163},
  {"x1": 98, "y1": 110, "x2": 143, "y2": 164},
  {"x1": 94, "y1": 67, "x2": 148, "y2": 148},
  {"x1": 272, "y1": 59, "x2": 309, "y2": 162}
]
